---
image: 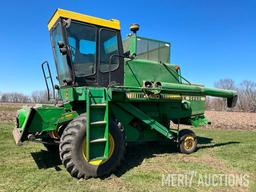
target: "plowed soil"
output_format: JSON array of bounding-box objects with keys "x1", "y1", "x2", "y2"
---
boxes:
[
  {"x1": 0, "y1": 103, "x2": 22, "y2": 123},
  {"x1": 205, "y1": 111, "x2": 256, "y2": 131}
]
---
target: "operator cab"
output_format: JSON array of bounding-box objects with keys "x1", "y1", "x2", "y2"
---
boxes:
[{"x1": 48, "y1": 9, "x2": 124, "y2": 87}]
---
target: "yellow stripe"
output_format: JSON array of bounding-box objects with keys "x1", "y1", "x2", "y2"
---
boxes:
[
  {"x1": 48, "y1": 9, "x2": 120, "y2": 31},
  {"x1": 89, "y1": 159, "x2": 103, "y2": 166},
  {"x1": 65, "y1": 114, "x2": 73, "y2": 118}
]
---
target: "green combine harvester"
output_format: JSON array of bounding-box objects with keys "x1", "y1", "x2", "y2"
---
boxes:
[{"x1": 13, "y1": 9, "x2": 237, "y2": 178}]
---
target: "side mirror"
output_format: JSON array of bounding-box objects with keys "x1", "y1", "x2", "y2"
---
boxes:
[
  {"x1": 58, "y1": 41, "x2": 67, "y2": 55},
  {"x1": 57, "y1": 41, "x2": 65, "y2": 48},
  {"x1": 123, "y1": 51, "x2": 131, "y2": 58},
  {"x1": 123, "y1": 51, "x2": 136, "y2": 60}
]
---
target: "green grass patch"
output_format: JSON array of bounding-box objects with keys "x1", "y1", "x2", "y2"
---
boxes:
[{"x1": 0, "y1": 122, "x2": 255, "y2": 192}]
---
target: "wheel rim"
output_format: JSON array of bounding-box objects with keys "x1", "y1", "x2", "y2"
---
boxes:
[
  {"x1": 184, "y1": 136, "x2": 195, "y2": 150},
  {"x1": 82, "y1": 134, "x2": 115, "y2": 166}
]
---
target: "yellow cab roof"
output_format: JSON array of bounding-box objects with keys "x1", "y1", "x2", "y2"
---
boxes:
[{"x1": 48, "y1": 9, "x2": 120, "y2": 31}]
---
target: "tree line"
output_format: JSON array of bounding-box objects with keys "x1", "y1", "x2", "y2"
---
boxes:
[{"x1": 0, "y1": 91, "x2": 49, "y2": 104}]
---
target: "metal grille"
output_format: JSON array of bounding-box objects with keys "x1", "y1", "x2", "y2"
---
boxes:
[{"x1": 136, "y1": 37, "x2": 170, "y2": 63}]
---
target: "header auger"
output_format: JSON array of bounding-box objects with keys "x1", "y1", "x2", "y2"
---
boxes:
[{"x1": 13, "y1": 9, "x2": 237, "y2": 179}]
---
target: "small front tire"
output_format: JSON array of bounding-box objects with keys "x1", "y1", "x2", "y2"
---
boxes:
[{"x1": 178, "y1": 129, "x2": 197, "y2": 154}]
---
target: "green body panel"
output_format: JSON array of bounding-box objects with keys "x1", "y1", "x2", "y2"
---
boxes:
[
  {"x1": 28, "y1": 106, "x2": 64, "y2": 132},
  {"x1": 60, "y1": 87, "x2": 86, "y2": 102},
  {"x1": 123, "y1": 35, "x2": 137, "y2": 54},
  {"x1": 17, "y1": 107, "x2": 31, "y2": 131},
  {"x1": 111, "y1": 103, "x2": 168, "y2": 142},
  {"x1": 124, "y1": 59, "x2": 180, "y2": 87},
  {"x1": 16, "y1": 105, "x2": 79, "y2": 136},
  {"x1": 116, "y1": 102, "x2": 174, "y2": 139},
  {"x1": 189, "y1": 115, "x2": 208, "y2": 127}
]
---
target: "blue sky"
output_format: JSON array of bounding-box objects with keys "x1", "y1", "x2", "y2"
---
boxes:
[{"x1": 0, "y1": 0, "x2": 255, "y2": 94}]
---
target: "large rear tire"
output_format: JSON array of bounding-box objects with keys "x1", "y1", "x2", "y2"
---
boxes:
[{"x1": 59, "y1": 114, "x2": 126, "y2": 179}]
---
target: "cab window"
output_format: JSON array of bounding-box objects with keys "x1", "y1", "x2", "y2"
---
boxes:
[
  {"x1": 99, "y1": 29, "x2": 119, "y2": 72},
  {"x1": 66, "y1": 22, "x2": 97, "y2": 77}
]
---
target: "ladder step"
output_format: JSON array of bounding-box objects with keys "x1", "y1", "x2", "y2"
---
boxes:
[
  {"x1": 90, "y1": 103, "x2": 106, "y2": 107},
  {"x1": 90, "y1": 138, "x2": 107, "y2": 143},
  {"x1": 90, "y1": 121, "x2": 106, "y2": 126}
]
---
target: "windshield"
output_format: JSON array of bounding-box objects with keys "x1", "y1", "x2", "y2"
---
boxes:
[{"x1": 66, "y1": 22, "x2": 97, "y2": 77}]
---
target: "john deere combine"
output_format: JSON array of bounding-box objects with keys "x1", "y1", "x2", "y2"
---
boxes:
[{"x1": 13, "y1": 9, "x2": 237, "y2": 178}]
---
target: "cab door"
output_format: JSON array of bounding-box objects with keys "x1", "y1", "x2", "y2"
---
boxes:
[
  {"x1": 51, "y1": 22, "x2": 72, "y2": 86},
  {"x1": 98, "y1": 29, "x2": 124, "y2": 87}
]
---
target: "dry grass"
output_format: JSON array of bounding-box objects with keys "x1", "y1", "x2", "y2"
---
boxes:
[{"x1": 0, "y1": 122, "x2": 255, "y2": 192}]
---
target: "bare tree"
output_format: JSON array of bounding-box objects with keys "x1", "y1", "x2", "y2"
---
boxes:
[
  {"x1": 31, "y1": 91, "x2": 41, "y2": 103},
  {"x1": 214, "y1": 79, "x2": 236, "y2": 90},
  {"x1": 0, "y1": 90, "x2": 51, "y2": 104},
  {"x1": 205, "y1": 96, "x2": 212, "y2": 109},
  {"x1": 0, "y1": 92, "x2": 30, "y2": 103},
  {"x1": 207, "y1": 79, "x2": 256, "y2": 112},
  {"x1": 31, "y1": 90, "x2": 49, "y2": 103},
  {"x1": 211, "y1": 79, "x2": 237, "y2": 111},
  {"x1": 1, "y1": 93, "x2": 9, "y2": 102},
  {"x1": 238, "y1": 80, "x2": 256, "y2": 112}
]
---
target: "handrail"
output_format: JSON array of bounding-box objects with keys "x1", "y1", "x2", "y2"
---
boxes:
[{"x1": 41, "y1": 61, "x2": 55, "y2": 100}]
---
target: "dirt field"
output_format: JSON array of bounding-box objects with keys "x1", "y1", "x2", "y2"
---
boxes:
[
  {"x1": 0, "y1": 103, "x2": 31, "y2": 123},
  {"x1": 205, "y1": 111, "x2": 256, "y2": 131},
  {"x1": 1, "y1": 103, "x2": 255, "y2": 131}
]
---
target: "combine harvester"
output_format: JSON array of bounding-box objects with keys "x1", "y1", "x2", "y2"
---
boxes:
[{"x1": 13, "y1": 9, "x2": 237, "y2": 178}]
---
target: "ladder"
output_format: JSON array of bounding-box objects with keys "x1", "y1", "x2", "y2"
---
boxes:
[{"x1": 86, "y1": 88, "x2": 109, "y2": 164}]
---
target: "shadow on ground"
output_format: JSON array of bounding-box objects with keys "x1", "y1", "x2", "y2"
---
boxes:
[
  {"x1": 197, "y1": 136, "x2": 240, "y2": 150},
  {"x1": 30, "y1": 136, "x2": 240, "y2": 178},
  {"x1": 31, "y1": 149, "x2": 62, "y2": 171}
]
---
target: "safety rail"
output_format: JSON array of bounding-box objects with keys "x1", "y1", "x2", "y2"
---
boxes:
[{"x1": 41, "y1": 61, "x2": 55, "y2": 100}]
